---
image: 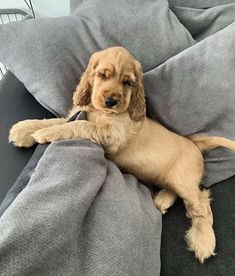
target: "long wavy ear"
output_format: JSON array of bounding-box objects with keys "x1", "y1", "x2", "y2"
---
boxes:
[
  {"x1": 73, "y1": 71, "x2": 92, "y2": 107},
  {"x1": 128, "y1": 60, "x2": 146, "y2": 121},
  {"x1": 73, "y1": 53, "x2": 98, "y2": 107}
]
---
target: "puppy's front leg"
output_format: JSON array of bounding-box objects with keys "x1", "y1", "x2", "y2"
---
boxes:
[
  {"x1": 9, "y1": 118, "x2": 67, "y2": 148},
  {"x1": 32, "y1": 120, "x2": 116, "y2": 149}
]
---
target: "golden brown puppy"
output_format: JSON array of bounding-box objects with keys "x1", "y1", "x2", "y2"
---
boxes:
[{"x1": 9, "y1": 46, "x2": 235, "y2": 263}]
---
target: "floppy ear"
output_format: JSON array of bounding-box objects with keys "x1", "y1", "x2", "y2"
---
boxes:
[
  {"x1": 128, "y1": 60, "x2": 146, "y2": 121},
  {"x1": 72, "y1": 71, "x2": 92, "y2": 107},
  {"x1": 72, "y1": 53, "x2": 98, "y2": 107}
]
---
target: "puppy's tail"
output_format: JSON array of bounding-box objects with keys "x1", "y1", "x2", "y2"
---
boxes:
[{"x1": 189, "y1": 134, "x2": 235, "y2": 153}]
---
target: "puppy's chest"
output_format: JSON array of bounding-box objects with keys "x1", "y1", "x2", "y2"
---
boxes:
[{"x1": 88, "y1": 111, "x2": 134, "y2": 148}]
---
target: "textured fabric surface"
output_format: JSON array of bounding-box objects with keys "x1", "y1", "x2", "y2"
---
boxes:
[
  {"x1": 0, "y1": 0, "x2": 194, "y2": 117},
  {"x1": 0, "y1": 140, "x2": 161, "y2": 276}
]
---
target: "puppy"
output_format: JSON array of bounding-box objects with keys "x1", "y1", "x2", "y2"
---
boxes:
[{"x1": 9, "y1": 46, "x2": 235, "y2": 263}]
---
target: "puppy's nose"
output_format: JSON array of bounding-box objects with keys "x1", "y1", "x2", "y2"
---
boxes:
[{"x1": 105, "y1": 97, "x2": 118, "y2": 108}]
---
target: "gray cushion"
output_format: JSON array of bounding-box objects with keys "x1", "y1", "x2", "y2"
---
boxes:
[
  {"x1": 0, "y1": 0, "x2": 194, "y2": 117},
  {"x1": 172, "y1": 4, "x2": 235, "y2": 41}
]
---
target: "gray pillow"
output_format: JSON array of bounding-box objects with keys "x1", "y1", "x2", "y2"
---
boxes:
[
  {"x1": 0, "y1": 0, "x2": 194, "y2": 117},
  {"x1": 172, "y1": 4, "x2": 235, "y2": 41}
]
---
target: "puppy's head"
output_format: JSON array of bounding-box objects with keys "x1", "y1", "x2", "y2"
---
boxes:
[{"x1": 73, "y1": 47, "x2": 146, "y2": 121}]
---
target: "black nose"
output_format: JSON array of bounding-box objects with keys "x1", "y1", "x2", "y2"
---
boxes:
[{"x1": 105, "y1": 97, "x2": 118, "y2": 108}]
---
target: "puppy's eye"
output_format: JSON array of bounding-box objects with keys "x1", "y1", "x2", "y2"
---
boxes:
[
  {"x1": 123, "y1": 80, "x2": 136, "y2": 86},
  {"x1": 97, "y1": 72, "x2": 107, "y2": 80}
]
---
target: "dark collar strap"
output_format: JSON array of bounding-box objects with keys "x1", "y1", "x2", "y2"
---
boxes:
[{"x1": 67, "y1": 111, "x2": 81, "y2": 122}]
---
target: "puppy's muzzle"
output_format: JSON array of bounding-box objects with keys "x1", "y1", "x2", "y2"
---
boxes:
[{"x1": 105, "y1": 97, "x2": 118, "y2": 108}]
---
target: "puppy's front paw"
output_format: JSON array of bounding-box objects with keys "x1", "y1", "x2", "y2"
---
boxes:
[{"x1": 9, "y1": 121, "x2": 36, "y2": 147}]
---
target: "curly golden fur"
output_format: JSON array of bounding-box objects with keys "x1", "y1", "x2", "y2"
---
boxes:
[{"x1": 9, "y1": 46, "x2": 235, "y2": 263}]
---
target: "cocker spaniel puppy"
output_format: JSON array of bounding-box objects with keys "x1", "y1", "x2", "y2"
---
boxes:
[{"x1": 9, "y1": 46, "x2": 235, "y2": 263}]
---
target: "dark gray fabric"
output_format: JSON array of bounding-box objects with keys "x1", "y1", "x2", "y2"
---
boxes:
[
  {"x1": 0, "y1": 140, "x2": 161, "y2": 276},
  {"x1": 0, "y1": 71, "x2": 53, "y2": 203},
  {"x1": 172, "y1": 4, "x2": 235, "y2": 41},
  {"x1": 0, "y1": 0, "x2": 194, "y2": 117},
  {"x1": 160, "y1": 175, "x2": 235, "y2": 276},
  {"x1": 0, "y1": 144, "x2": 48, "y2": 217},
  {"x1": 144, "y1": 22, "x2": 235, "y2": 186}
]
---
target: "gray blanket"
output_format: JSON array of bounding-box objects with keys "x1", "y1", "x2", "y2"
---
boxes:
[
  {"x1": 0, "y1": 140, "x2": 161, "y2": 276},
  {"x1": 1, "y1": 1, "x2": 235, "y2": 275}
]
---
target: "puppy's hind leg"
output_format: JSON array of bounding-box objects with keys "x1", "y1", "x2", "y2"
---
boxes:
[
  {"x1": 169, "y1": 178, "x2": 215, "y2": 263},
  {"x1": 165, "y1": 153, "x2": 216, "y2": 263}
]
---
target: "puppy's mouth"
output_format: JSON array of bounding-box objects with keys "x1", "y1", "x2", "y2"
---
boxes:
[{"x1": 103, "y1": 105, "x2": 120, "y2": 114}]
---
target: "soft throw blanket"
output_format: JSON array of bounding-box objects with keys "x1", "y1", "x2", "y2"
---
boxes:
[
  {"x1": 1, "y1": 1, "x2": 235, "y2": 275},
  {"x1": 0, "y1": 139, "x2": 161, "y2": 276}
]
